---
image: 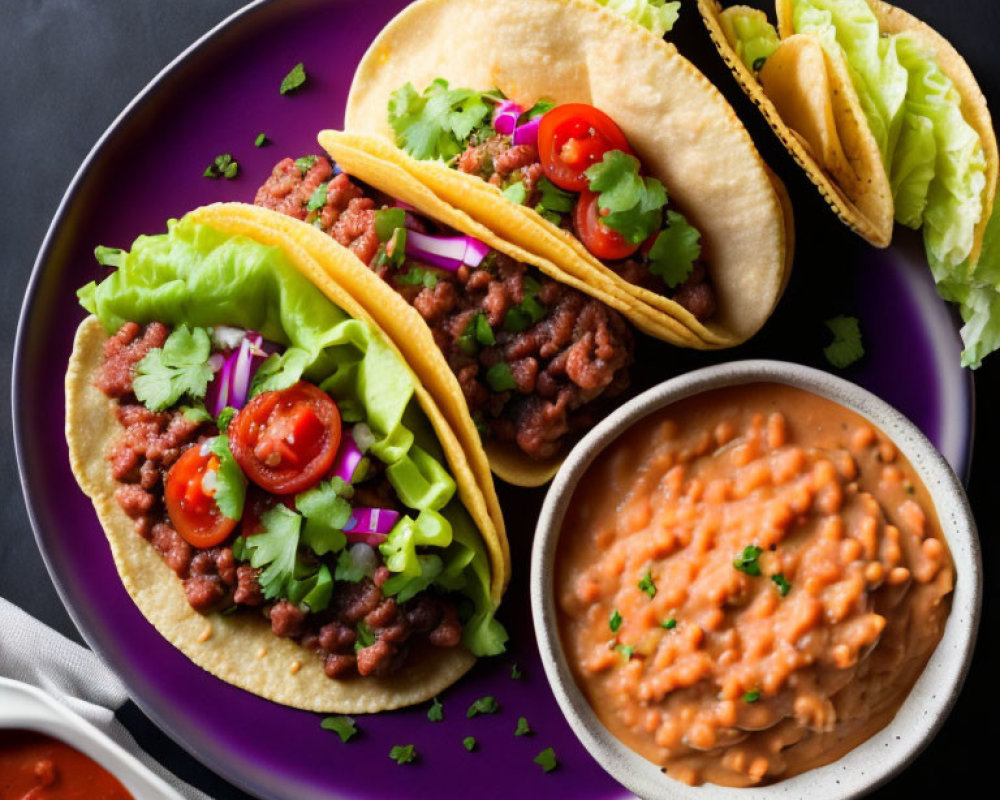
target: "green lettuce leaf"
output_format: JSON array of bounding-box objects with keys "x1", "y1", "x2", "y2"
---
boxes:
[
  {"x1": 591, "y1": 0, "x2": 680, "y2": 37},
  {"x1": 718, "y1": 7, "x2": 780, "y2": 72}
]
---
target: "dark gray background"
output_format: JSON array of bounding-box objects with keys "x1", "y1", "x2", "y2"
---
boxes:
[{"x1": 2, "y1": 1, "x2": 997, "y2": 797}]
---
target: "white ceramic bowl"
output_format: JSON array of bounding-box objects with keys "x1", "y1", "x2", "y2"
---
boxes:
[
  {"x1": 531, "y1": 360, "x2": 981, "y2": 799},
  {"x1": 0, "y1": 677, "x2": 184, "y2": 800}
]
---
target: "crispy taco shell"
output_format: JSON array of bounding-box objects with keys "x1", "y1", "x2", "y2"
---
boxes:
[
  {"x1": 343, "y1": 0, "x2": 791, "y2": 347},
  {"x1": 67, "y1": 211, "x2": 511, "y2": 712},
  {"x1": 700, "y1": 0, "x2": 997, "y2": 263}
]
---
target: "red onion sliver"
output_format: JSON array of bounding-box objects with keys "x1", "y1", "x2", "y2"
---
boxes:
[
  {"x1": 492, "y1": 100, "x2": 523, "y2": 136},
  {"x1": 331, "y1": 429, "x2": 364, "y2": 484},
  {"x1": 343, "y1": 507, "x2": 401, "y2": 546},
  {"x1": 405, "y1": 230, "x2": 492, "y2": 272},
  {"x1": 512, "y1": 116, "x2": 541, "y2": 147}
]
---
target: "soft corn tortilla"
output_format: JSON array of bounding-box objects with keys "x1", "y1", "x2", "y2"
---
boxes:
[
  {"x1": 343, "y1": 0, "x2": 790, "y2": 347},
  {"x1": 701, "y1": 0, "x2": 998, "y2": 261},
  {"x1": 67, "y1": 214, "x2": 512, "y2": 711}
]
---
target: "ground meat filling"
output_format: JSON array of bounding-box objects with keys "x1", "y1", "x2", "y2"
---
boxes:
[
  {"x1": 256, "y1": 157, "x2": 635, "y2": 461},
  {"x1": 94, "y1": 321, "x2": 464, "y2": 680},
  {"x1": 454, "y1": 134, "x2": 717, "y2": 322}
]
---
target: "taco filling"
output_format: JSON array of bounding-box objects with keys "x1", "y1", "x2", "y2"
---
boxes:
[
  {"x1": 255, "y1": 156, "x2": 634, "y2": 462},
  {"x1": 384, "y1": 83, "x2": 718, "y2": 322},
  {"x1": 77, "y1": 218, "x2": 506, "y2": 683}
]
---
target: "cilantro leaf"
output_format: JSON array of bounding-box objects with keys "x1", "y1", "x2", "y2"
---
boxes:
[
  {"x1": 511, "y1": 662, "x2": 522, "y2": 680},
  {"x1": 335, "y1": 547, "x2": 370, "y2": 583},
  {"x1": 515, "y1": 716, "x2": 532, "y2": 736},
  {"x1": 296, "y1": 478, "x2": 353, "y2": 555},
  {"x1": 280, "y1": 62, "x2": 307, "y2": 95},
  {"x1": 307, "y1": 182, "x2": 329, "y2": 212},
  {"x1": 239, "y1": 504, "x2": 301, "y2": 599},
  {"x1": 395, "y1": 264, "x2": 439, "y2": 288},
  {"x1": 286, "y1": 562, "x2": 333, "y2": 612},
  {"x1": 615, "y1": 643, "x2": 634, "y2": 659},
  {"x1": 203, "y1": 153, "x2": 239, "y2": 180},
  {"x1": 503, "y1": 276, "x2": 547, "y2": 332},
  {"x1": 661, "y1": 618, "x2": 677, "y2": 630},
  {"x1": 638, "y1": 568, "x2": 656, "y2": 598},
  {"x1": 744, "y1": 689, "x2": 761, "y2": 703},
  {"x1": 462, "y1": 736, "x2": 477, "y2": 752},
  {"x1": 321, "y1": 715, "x2": 358, "y2": 743},
  {"x1": 537, "y1": 177, "x2": 575, "y2": 214},
  {"x1": 466, "y1": 696, "x2": 499, "y2": 718},
  {"x1": 733, "y1": 544, "x2": 763, "y2": 577},
  {"x1": 771, "y1": 573, "x2": 791, "y2": 597},
  {"x1": 427, "y1": 698, "x2": 444, "y2": 722},
  {"x1": 389, "y1": 744, "x2": 417, "y2": 765},
  {"x1": 824, "y1": 316, "x2": 864, "y2": 368},
  {"x1": 609, "y1": 609, "x2": 622, "y2": 632},
  {"x1": 215, "y1": 405, "x2": 237, "y2": 432},
  {"x1": 485, "y1": 362, "x2": 516, "y2": 392},
  {"x1": 526, "y1": 99, "x2": 556, "y2": 119},
  {"x1": 503, "y1": 182, "x2": 527, "y2": 205},
  {"x1": 133, "y1": 325, "x2": 213, "y2": 411},
  {"x1": 355, "y1": 621, "x2": 376, "y2": 650},
  {"x1": 254, "y1": 132, "x2": 269, "y2": 147},
  {"x1": 457, "y1": 312, "x2": 495, "y2": 355},
  {"x1": 533, "y1": 747, "x2": 558, "y2": 773},
  {"x1": 204, "y1": 436, "x2": 246, "y2": 520},
  {"x1": 584, "y1": 150, "x2": 666, "y2": 243},
  {"x1": 648, "y1": 210, "x2": 701, "y2": 288},
  {"x1": 388, "y1": 80, "x2": 490, "y2": 162},
  {"x1": 294, "y1": 155, "x2": 318, "y2": 175},
  {"x1": 180, "y1": 404, "x2": 212, "y2": 424}
]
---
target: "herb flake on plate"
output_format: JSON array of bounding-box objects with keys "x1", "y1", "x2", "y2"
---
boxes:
[{"x1": 280, "y1": 62, "x2": 307, "y2": 95}]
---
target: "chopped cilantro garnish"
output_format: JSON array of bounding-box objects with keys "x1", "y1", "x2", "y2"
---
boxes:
[
  {"x1": 511, "y1": 662, "x2": 522, "y2": 680},
  {"x1": 526, "y1": 99, "x2": 556, "y2": 119},
  {"x1": 239, "y1": 504, "x2": 301, "y2": 600},
  {"x1": 307, "y1": 182, "x2": 329, "y2": 212},
  {"x1": 614, "y1": 643, "x2": 634, "y2": 659},
  {"x1": 744, "y1": 689, "x2": 761, "y2": 703},
  {"x1": 204, "y1": 436, "x2": 246, "y2": 520},
  {"x1": 383, "y1": 227, "x2": 408, "y2": 268},
  {"x1": 133, "y1": 325, "x2": 213, "y2": 411},
  {"x1": 254, "y1": 132, "x2": 269, "y2": 147},
  {"x1": 321, "y1": 715, "x2": 358, "y2": 743},
  {"x1": 609, "y1": 609, "x2": 622, "y2": 632},
  {"x1": 427, "y1": 698, "x2": 444, "y2": 722},
  {"x1": 824, "y1": 315, "x2": 864, "y2": 368},
  {"x1": 94, "y1": 245, "x2": 125, "y2": 268},
  {"x1": 485, "y1": 362, "x2": 516, "y2": 392},
  {"x1": 638, "y1": 568, "x2": 656, "y2": 598},
  {"x1": 533, "y1": 747, "x2": 558, "y2": 773},
  {"x1": 462, "y1": 736, "x2": 477, "y2": 752},
  {"x1": 457, "y1": 312, "x2": 495, "y2": 355},
  {"x1": 279, "y1": 62, "x2": 307, "y2": 95},
  {"x1": 537, "y1": 177, "x2": 574, "y2": 214},
  {"x1": 584, "y1": 150, "x2": 666, "y2": 244},
  {"x1": 388, "y1": 80, "x2": 491, "y2": 161},
  {"x1": 503, "y1": 276, "x2": 547, "y2": 332},
  {"x1": 466, "y1": 696, "x2": 499, "y2": 718},
  {"x1": 389, "y1": 744, "x2": 416, "y2": 765},
  {"x1": 771, "y1": 573, "x2": 791, "y2": 597},
  {"x1": 294, "y1": 155, "x2": 318, "y2": 175},
  {"x1": 334, "y1": 546, "x2": 367, "y2": 583},
  {"x1": 374, "y1": 208, "x2": 407, "y2": 242},
  {"x1": 515, "y1": 716, "x2": 532, "y2": 737},
  {"x1": 180, "y1": 404, "x2": 212, "y2": 424},
  {"x1": 355, "y1": 621, "x2": 376, "y2": 651},
  {"x1": 661, "y1": 618, "x2": 677, "y2": 630},
  {"x1": 395, "y1": 264, "x2": 439, "y2": 288},
  {"x1": 502, "y1": 182, "x2": 527, "y2": 205},
  {"x1": 215, "y1": 405, "x2": 237, "y2": 432},
  {"x1": 204, "y1": 153, "x2": 239, "y2": 179},
  {"x1": 648, "y1": 210, "x2": 701, "y2": 288},
  {"x1": 296, "y1": 478, "x2": 353, "y2": 555},
  {"x1": 733, "y1": 544, "x2": 763, "y2": 576}
]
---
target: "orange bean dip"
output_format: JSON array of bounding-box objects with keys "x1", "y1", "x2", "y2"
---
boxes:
[{"x1": 555, "y1": 384, "x2": 954, "y2": 787}]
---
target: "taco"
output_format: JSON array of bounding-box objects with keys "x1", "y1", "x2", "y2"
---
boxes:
[
  {"x1": 339, "y1": 0, "x2": 793, "y2": 349},
  {"x1": 67, "y1": 209, "x2": 508, "y2": 713},
  {"x1": 699, "y1": 0, "x2": 1000, "y2": 367},
  {"x1": 250, "y1": 152, "x2": 649, "y2": 487}
]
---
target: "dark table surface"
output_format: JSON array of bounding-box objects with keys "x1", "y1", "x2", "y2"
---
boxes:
[{"x1": 2, "y1": 1, "x2": 998, "y2": 798}]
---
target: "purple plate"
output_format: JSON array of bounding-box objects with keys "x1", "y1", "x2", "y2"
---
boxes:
[{"x1": 13, "y1": 1, "x2": 972, "y2": 798}]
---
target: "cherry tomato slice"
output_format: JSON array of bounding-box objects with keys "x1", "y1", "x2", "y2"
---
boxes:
[
  {"x1": 573, "y1": 190, "x2": 642, "y2": 261},
  {"x1": 538, "y1": 103, "x2": 633, "y2": 192},
  {"x1": 164, "y1": 445, "x2": 239, "y2": 548},
  {"x1": 229, "y1": 382, "x2": 341, "y2": 495}
]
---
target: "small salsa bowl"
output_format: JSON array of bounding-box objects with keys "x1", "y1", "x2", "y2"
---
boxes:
[{"x1": 530, "y1": 360, "x2": 981, "y2": 799}]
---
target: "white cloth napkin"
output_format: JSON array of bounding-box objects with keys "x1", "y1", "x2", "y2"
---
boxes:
[{"x1": 0, "y1": 596, "x2": 211, "y2": 800}]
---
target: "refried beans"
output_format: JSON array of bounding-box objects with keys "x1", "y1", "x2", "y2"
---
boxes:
[{"x1": 555, "y1": 383, "x2": 954, "y2": 787}]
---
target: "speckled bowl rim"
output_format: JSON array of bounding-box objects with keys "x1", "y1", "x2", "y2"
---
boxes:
[{"x1": 531, "y1": 360, "x2": 981, "y2": 800}]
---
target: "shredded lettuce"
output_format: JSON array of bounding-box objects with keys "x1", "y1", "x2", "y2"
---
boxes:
[
  {"x1": 592, "y1": 0, "x2": 680, "y2": 37},
  {"x1": 79, "y1": 216, "x2": 504, "y2": 654},
  {"x1": 718, "y1": 6, "x2": 780, "y2": 72}
]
